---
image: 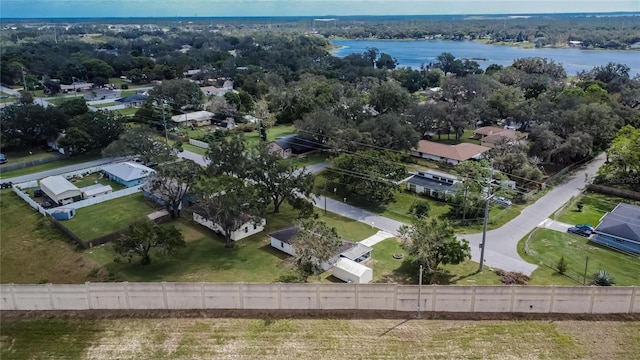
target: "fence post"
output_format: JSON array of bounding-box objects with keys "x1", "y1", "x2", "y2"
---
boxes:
[
  {"x1": 85, "y1": 282, "x2": 92, "y2": 310},
  {"x1": 431, "y1": 285, "x2": 437, "y2": 312},
  {"x1": 162, "y1": 282, "x2": 168, "y2": 309},
  {"x1": 509, "y1": 286, "x2": 515, "y2": 312},
  {"x1": 548, "y1": 286, "x2": 556, "y2": 313},
  {"x1": 588, "y1": 287, "x2": 596, "y2": 314},
  {"x1": 9, "y1": 284, "x2": 17, "y2": 311},
  {"x1": 470, "y1": 286, "x2": 476, "y2": 312},
  {"x1": 277, "y1": 283, "x2": 282, "y2": 310},
  {"x1": 629, "y1": 287, "x2": 637, "y2": 314},
  {"x1": 354, "y1": 284, "x2": 359, "y2": 310},
  {"x1": 239, "y1": 284, "x2": 245, "y2": 309},
  {"x1": 123, "y1": 282, "x2": 130, "y2": 308},
  {"x1": 200, "y1": 282, "x2": 205, "y2": 309},
  {"x1": 47, "y1": 283, "x2": 55, "y2": 310}
]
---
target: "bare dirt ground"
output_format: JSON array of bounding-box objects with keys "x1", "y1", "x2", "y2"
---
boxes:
[{"x1": 2, "y1": 311, "x2": 639, "y2": 360}]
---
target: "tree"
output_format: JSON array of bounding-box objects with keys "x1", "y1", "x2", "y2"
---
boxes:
[
  {"x1": 368, "y1": 80, "x2": 412, "y2": 114},
  {"x1": 358, "y1": 113, "x2": 420, "y2": 151},
  {"x1": 330, "y1": 150, "x2": 406, "y2": 205},
  {"x1": 57, "y1": 98, "x2": 89, "y2": 117},
  {"x1": 145, "y1": 160, "x2": 202, "y2": 218},
  {"x1": 597, "y1": 125, "x2": 640, "y2": 185},
  {"x1": 0, "y1": 104, "x2": 68, "y2": 148},
  {"x1": 205, "y1": 132, "x2": 248, "y2": 177},
  {"x1": 18, "y1": 90, "x2": 33, "y2": 105},
  {"x1": 248, "y1": 145, "x2": 315, "y2": 214},
  {"x1": 103, "y1": 126, "x2": 176, "y2": 163},
  {"x1": 195, "y1": 177, "x2": 264, "y2": 248},
  {"x1": 409, "y1": 200, "x2": 430, "y2": 218},
  {"x1": 113, "y1": 218, "x2": 185, "y2": 265},
  {"x1": 375, "y1": 53, "x2": 398, "y2": 69},
  {"x1": 61, "y1": 110, "x2": 125, "y2": 154},
  {"x1": 289, "y1": 218, "x2": 342, "y2": 281},
  {"x1": 149, "y1": 79, "x2": 203, "y2": 110},
  {"x1": 398, "y1": 217, "x2": 471, "y2": 284}
]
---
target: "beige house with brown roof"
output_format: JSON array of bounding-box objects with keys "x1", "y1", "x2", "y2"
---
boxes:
[
  {"x1": 473, "y1": 126, "x2": 527, "y2": 148},
  {"x1": 411, "y1": 140, "x2": 491, "y2": 165}
]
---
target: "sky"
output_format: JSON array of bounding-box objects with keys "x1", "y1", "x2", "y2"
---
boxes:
[{"x1": 1, "y1": 0, "x2": 639, "y2": 18}]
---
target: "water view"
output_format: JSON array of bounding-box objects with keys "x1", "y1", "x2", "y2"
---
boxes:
[{"x1": 331, "y1": 39, "x2": 640, "y2": 76}]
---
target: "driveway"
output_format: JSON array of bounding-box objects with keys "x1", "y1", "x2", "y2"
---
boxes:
[{"x1": 539, "y1": 219, "x2": 573, "y2": 233}]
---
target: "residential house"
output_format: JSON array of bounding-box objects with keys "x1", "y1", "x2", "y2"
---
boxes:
[
  {"x1": 406, "y1": 169, "x2": 460, "y2": 200},
  {"x1": 39, "y1": 176, "x2": 82, "y2": 205},
  {"x1": 473, "y1": 126, "x2": 527, "y2": 148},
  {"x1": 200, "y1": 86, "x2": 229, "y2": 97},
  {"x1": 192, "y1": 211, "x2": 266, "y2": 241},
  {"x1": 591, "y1": 203, "x2": 640, "y2": 254},
  {"x1": 101, "y1": 162, "x2": 156, "y2": 188},
  {"x1": 268, "y1": 135, "x2": 316, "y2": 158},
  {"x1": 142, "y1": 179, "x2": 195, "y2": 210},
  {"x1": 170, "y1": 111, "x2": 214, "y2": 127},
  {"x1": 115, "y1": 94, "x2": 148, "y2": 108},
  {"x1": 411, "y1": 140, "x2": 491, "y2": 165},
  {"x1": 269, "y1": 226, "x2": 373, "y2": 271},
  {"x1": 60, "y1": 82, "x2": 93, "y2": 93},
  {"x1": 183, "y1": 69, "x2": 202, "y2": 77}
]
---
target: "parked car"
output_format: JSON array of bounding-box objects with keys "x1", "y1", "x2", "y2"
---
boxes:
[
  {"x1": 34, "y1": 188, "x2": 43, "y2": 197},
  {"x1": 0, "y1": 181, "x2": 13, "y2": 189},
  {"x1": 492, "y1": 196, "x2": 512, "y2": 207},
  {"x1": 568, "y1": 226, "x2": 593, "y2": 237},
  {"x1": 575, "y1": 224, "x2": 594, "y2": 232},
  {"x1": 0, "y1": 153, "x2": 7, "y2": 164}
]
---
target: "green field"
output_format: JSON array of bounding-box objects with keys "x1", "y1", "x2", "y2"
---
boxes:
[
  {"x1": 555, "y1": 192, "x2": 640, "y2": 226},
  {"x1": 117, "y1": 107, "x2": 139, "y2": 117},
  {"x1": 63, "y1": 193, "x2": 159, "y2": 241},
  {"x1": 180, "y1": 143, "x2": 208, "y2": 155},
  {"x1": 2, "y1": 318, "x2": 638, "y2": 359},
  {"x1": 0, "y1": 190, "x2": 103, "y2": 284},
  {"x1": 519, "y1": 228, "x2": 640, "y2": 286},
  {"x1": 0, "y1": 154, "x2": 102, "y2": 180},
  {"x1": 0, "y1": 148, "x2": 59, "y2": 167}
]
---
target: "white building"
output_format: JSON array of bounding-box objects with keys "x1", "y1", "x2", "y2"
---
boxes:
[
  {"x1": 80, "y1": 184, "x2": 113, "y2": 199},
  {"x1": 332, "y1": 258, "x2": 373, "y2": 284},
  {"x1": 171, "y1": 111, "x2": 214, "y2": 127},
  {"x1": 193, "y1": 212, "x2": 265, "y2": 241},
  {"x1": 406, "y1": 169, "x2": 460, "y2": 199},
  {"x1": 39, "y1": 176, "x2": 82, "y2": 205}
]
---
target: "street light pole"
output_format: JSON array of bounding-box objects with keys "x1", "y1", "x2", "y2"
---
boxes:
[{"x1": 478, "y1": 160, "x2": 494, "y2": 273}]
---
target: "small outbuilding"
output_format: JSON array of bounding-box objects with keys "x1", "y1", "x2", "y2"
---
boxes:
[
  {"x1": 193, "y1": 211, "x2": 266, "y2": 241},
  {"x1": 332, "y1": 258, "x2": 373, "y2": 284},
  {"x1": 39, "y1": 176, "x2": 82, "y2": 205},
  {"x1": 101, "y1": 162, "x2": 155, "y2": 188},
  {"x1": 80, "y1": 184, "x2": 113, "y2": 199},
  {"x1": 50, "y1": 208, "x2": 76, "y2": 220}
]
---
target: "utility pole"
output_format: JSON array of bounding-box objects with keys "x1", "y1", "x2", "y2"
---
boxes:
[
  {"x1": 478, "y1": 160, "x2": 494, "y2": 273},
  {"x1": 22, "y1": 67, "x2": 28, "y2": 93},
  {"x1": 583, "y1": 256, "x2": 589, "y2": 285},
  {"x1": 417, "y1": 264, "x2": 423, "y2": 318},
  {"x1": 161, "y1": 100, "x2": 169, "y2": 145}
]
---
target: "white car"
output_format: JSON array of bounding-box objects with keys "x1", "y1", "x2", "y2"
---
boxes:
[{"x1": 492, "y1": 196, "x2": 512, "y2": 207}]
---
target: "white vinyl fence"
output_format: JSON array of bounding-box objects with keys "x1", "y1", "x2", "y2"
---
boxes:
[
  {"x1": 56, "y1": 185, "x2": 143, "y2": 211},
  {"x1": 188, "y1": 138, "x2": 209, "y2": 149}
]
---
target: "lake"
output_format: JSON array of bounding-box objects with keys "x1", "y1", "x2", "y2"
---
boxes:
[{"x1": 331, "y1": 40, "x2": 640, "y2": 76}]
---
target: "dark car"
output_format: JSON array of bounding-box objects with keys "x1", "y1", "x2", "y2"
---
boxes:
[
  {"x1": 0, "y1": 181, "x2": 13, "y2": 189},
  {"x1": 568, "y1": 226, "x2": 593, "y2": 237}
]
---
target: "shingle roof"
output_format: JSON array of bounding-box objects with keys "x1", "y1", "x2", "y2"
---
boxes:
[
  {"x1": 273, "y1": 135, "x2": 316, "y2": 153},
  {"x1": 595, "y1": 203, "x2": 640, "y2": 243},
  {"x1": 413, "y1": 140, "x2": 491, "y2": 162},
  {"x1": 269, "y1": 226, "x2": 360, "y2": 257},
  {"x1": 407, "y1": 175, "x2": 458, "y2": 192},
  {"x1": 101, "y1": 162, "x2": 155, "y2": 182},
  {"x1": 171, "y1": 111, "x2": 214, "y2": 123},
  {"x1": 474, "y1": 126, "x2": 507, "y2": 136}
]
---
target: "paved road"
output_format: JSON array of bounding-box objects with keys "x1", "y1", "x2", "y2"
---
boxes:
[
  {"x1": 0, "y1": 157, "x2": 122, "y2": 183},
  {"x1": 462, "y1": 153, "x2": 607, "y2": 274}
]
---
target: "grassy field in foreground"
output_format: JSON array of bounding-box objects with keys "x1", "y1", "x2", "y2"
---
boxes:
[
  {"x1": 2, "y1": 318, "x2": 638, "y2": 360},
  {"x1": 0, "y1": 190, "x2": 102, "y2": 284}
]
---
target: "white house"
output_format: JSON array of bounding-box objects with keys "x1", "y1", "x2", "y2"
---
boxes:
[
  {"x1": 193, "y1": 212, "x2": 266, "y2": 241},
  {"x1": 269, "y1": 226, "x2": 372, "y2": 271},
  {"x1": 332, "y1": 258, "x2": 373, "y2": 284},
  {"x1": 171, "y1": 111, "x2": 214, "y2": 127},
  {"x1": 39, "y1": 176, "x2": 82, "y2": 205},
  {"x1": 406, "y1": 169, "x2": 460, "y2": 199}
]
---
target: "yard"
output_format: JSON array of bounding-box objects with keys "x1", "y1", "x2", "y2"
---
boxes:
[
  {"x1": 63, "y1": 193, "x2": 159, "y2": 241},
  {"x1": 87, "y1": 204, "x2": 377, "y2": 283},
  {"x1": 3, "y1": 318, "x2": 638, "y2": 359},
  {"x1": 555, "y1": 192, "x2": 640, "y2": 226},
  {"x1": 0, "y1": 190, "x2": 103, "y2": 284},
  {"x1": 116, "y1": 107, "x2": 138, "y2": 117},
  {"x1": 428, "y1": 129, "x2": 481, "y2": 145},
  {"x1": 518, "y1": 228, "x2": 640, "y2": 286},
  {"x1": 70, "y1": 172, "x2": 125, "y2": 190},
  {"x1": 0, "y1": 148, "x2": 60, "y2": 168},
  {"x1": 0, "y1": 153, "x2": 103, "y2": 180}
]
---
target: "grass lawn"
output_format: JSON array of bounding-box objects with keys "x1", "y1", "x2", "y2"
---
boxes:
[
  {"x1": 86, "y1": 203, "x2": 376, "y2": 282},
  {"x1": 70, "y1": 173, "x2": 125, "y2": 191},
  {"x1": 518, "y1": 228, "x2": 640, "y2": 286},
  {"x1": 0, "y1": 190, "x2": 103, "y2": 284},
  {"x1": 369, "y1": 238, "x2": 502, "y2": 285},
  {"x1": 245, "y1": 124, "x2": 295, "y2": 146},
  {"x1": 5, "y1": 318, "x2": 637, "y2": 359},
  {"x1": 91, "y1": 102, "x2": 117, "y2": 108},
  {"x1": 116, "y1": 107, "x2": 139, "y2": 117},
  {"x1": 181, "y1": 143, "x2": 208, "y2": 156},
  {"x1": 44, "y1": 96, "x2": 76, "y2": 106},
  {"x1": 0, "y1": 148, "x2": 58, "y2": 166},
  {"x1": 119, "y1": 90, "x2": 137, "y2": 97},
  {"x1": 0, "y1": 154, "x2": 103, "y2": 180},
  {"x1": 428, "y1": 129, "x2": 481, "y2": 145},
  {"x1": 63, "y1": 193, "x2": 159, "y2": 241},
  {"x1": 555, "y1": 192, "x2": 640, "y2": 226}
]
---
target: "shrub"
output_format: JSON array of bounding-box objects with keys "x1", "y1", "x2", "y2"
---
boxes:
[
  {"x1": 409, "y1": 200, "x2": 431, "y2": 218},
  {"x1": 496, "y1": 270, "x2": 530, "y2": 285},
  {"x1": 592, "y1": 270, "x2": 615, "y2": 286},
  {"x1": 556, "y1": 256, "x2": 568, "y2": 275}
]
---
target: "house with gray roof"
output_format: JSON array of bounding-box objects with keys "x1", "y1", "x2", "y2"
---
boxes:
[
  {"x1": 267, "y1": 135, "x2": 316, "y2": 158},
  {"x1": 101, "y1": 162, "x2": 156, "y2": 188},
  {"x1": 115, "y1": 94, "x2": 148, "y2": 108},
  {"x1": 406, "y1": 169, "x2": 460, "y2": 201},
  {"x1": 592, "y1": 203, "x2": 640, "y2": 254}
]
